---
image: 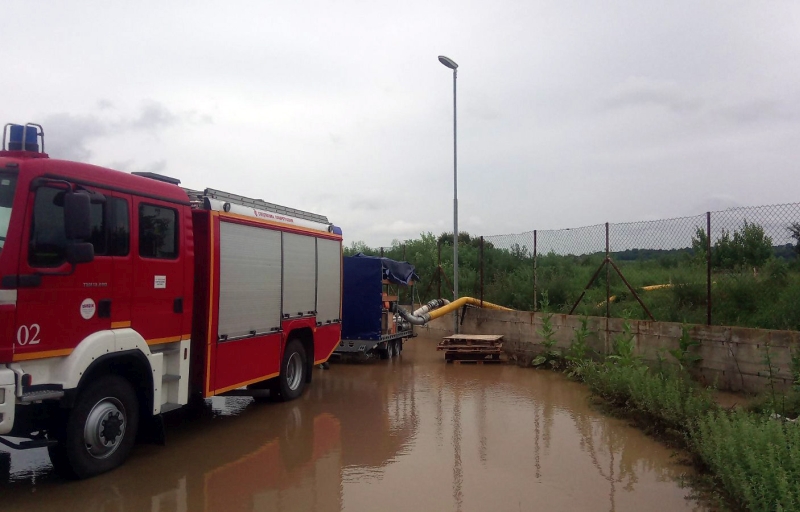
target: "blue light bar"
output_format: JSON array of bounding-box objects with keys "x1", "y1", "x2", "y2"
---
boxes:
[{"x1": 8, "y1": 124, "x2": 39, "y2": 152}]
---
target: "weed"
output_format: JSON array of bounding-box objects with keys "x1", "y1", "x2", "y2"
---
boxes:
[
  {"x1": 607, "y1": 314, "x2": 640, "y2": 367},
  {"x1": 691, "y1": 410, "x2": 800, "y2": 511},
  {"x1": 532, "y1": 292, "x2": 563, "y2": 368},
  {"x1": 761, "y1": 342, "x2": 785, "y2": 418},
  {"x1": 583, "y1": 362, "x2": 715, "y2": 432},
  {"x1": 565, "y1": 316, "x2": 592, "y2": 378},
  {"x1": 668, "y1": 324, "x2": 703, "y2": 372}
]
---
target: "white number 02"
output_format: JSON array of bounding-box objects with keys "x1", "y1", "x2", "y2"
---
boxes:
[{"x1": 17, "y1": 324, "x2": 41, "y2": 346}]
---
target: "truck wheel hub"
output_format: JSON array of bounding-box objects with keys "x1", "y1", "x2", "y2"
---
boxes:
[{"x1": 84, "y1": 398, "x2": 126, "y2": 459}]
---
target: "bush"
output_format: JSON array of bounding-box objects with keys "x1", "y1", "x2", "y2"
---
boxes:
[
  {"x1": 691, "y1": 411, "x2": 800, "y2": 511},
  {"x1": 582, "y1": 363, "x2": 715, "y2": 432}
]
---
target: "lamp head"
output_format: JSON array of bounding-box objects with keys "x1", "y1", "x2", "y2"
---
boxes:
[{"x1": 438, "y1": 55, "x2": 458, "y2": 69}]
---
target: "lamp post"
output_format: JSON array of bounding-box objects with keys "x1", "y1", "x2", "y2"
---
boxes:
[{"x1": 438, "y1": 55, "x2": 459, "y2": 334}]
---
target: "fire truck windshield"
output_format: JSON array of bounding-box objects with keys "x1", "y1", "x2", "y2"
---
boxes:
[{"x1": 0, "y1": 172, "x2": 18, "y2": 250}]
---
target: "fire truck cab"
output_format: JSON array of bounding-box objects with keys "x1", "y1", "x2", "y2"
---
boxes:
[{"x1": 0, "y1": 123, "x2": 343, "y2": 478}]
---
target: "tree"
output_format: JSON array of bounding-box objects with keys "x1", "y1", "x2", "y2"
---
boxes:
[
  {"x1": 788, "y1": 222, "x2": 800, "y2": 255},
  {"x1": 734, "y1": 221, "x2": 772, "y2": 269},
  {"x1": 344, "y1": 240, "x2": 371, "y2": 256},
  {"x1": 691, "y1": 226, "x2": 708, "y2": 265},
  {"x1": 711, "y1": 221, "x2": 773, "y2": 270}
]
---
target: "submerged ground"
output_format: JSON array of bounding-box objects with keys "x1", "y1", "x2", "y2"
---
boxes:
[{"x1": 1, "y1": 335, "x2": 703, "y2": 511}]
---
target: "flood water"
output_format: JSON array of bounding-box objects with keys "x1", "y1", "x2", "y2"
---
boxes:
[{"x1": 1, "y1": 335, "x2": 704, "y2": 511}]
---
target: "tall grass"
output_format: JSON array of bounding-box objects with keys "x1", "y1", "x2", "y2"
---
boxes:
[
  {"x1": 691, "y1": 411, "x2": 800, "y2": 510},
  {"x1": 583, "y1": 364, "x2": 716, "y2": 433}
]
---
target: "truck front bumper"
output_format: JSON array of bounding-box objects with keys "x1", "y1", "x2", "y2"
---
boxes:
[{"x1": 0, "y1": 367, "x2": 16, "y2": 435}]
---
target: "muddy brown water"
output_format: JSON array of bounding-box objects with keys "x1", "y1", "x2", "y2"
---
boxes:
[{"x1": 1, "y1": 335, "x2": 705, "y2": 511}]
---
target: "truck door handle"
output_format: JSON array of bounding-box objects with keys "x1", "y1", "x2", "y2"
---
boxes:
[
  {"x1": 173, "y1": 297, "x2": 183, "y2": 314},
  {"x1": 98, "y1": 299, "x2": 112, "y2": 318}
]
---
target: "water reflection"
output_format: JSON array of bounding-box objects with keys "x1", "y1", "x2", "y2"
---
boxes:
[
  {"x1": 1, "y1": 336, "x2": 702, "y2": 512},
  {"x1": 2, "y1": 400, "x2": 345, "y2": 512}
]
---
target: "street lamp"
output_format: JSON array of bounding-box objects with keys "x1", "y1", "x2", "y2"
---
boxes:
[{"x1": 438, "y1": 55, "x2": 459, "y2": 333}]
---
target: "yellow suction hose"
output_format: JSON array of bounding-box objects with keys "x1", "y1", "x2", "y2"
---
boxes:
[{"x1": 395, "y1": 297, "x2": 513, "y2": 325}]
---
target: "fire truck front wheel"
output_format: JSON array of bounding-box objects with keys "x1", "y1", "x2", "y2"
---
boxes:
[
  {"x1": 48, "y1": 375, "x2": 139, "y2": 479},
  {"x1": 276, "y1": 339, "x2": 307, "y2": 401}
]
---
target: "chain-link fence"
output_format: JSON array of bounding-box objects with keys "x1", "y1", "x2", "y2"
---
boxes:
[
  {"x1": 345, "y1": 202, "x2": 800, "y2": 330},
  {"x1": 478, "y1": 203, "x2": 800, "y2": 330}
]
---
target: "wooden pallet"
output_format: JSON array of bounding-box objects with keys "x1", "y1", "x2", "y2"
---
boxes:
[
  {"x1": 439, "y1": 334, "x2": 504, "y2": 363},
  {"x1": 439, "y1": 334, "x2": 503, "y2": 345},
  {"x1": 437, "y1": 345, "x2": 503, "y2": 352},
  {"x1": 447, "y1": 359, "x2": 507, "y2": 365},
  {"x1": 438, "y1": 334, "x2": 502, "y2": 349}
]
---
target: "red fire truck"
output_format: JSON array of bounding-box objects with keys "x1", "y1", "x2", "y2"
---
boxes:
[{"x1": 0, "y1": 123, "x2": 343, "y2": 478}]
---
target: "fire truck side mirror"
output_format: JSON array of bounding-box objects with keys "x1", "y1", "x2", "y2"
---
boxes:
[
  {"x1": 64, "y1": 191, "x2": 92, "y2": 240},
  {"x1": 66, "y1": 243, "x2": 94, "y2": 265}
]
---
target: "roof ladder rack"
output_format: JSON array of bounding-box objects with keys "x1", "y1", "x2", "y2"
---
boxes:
[{"x1": 185, "y1": 187, "x2": 330, "y2": 225}]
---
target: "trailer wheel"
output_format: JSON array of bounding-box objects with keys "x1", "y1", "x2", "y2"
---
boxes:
[
  {"x1": 48, "y1": 375, "x2": 139, "y2": 479},
  {"x1": 275, "y1": 339, "x2": 307, "y2": 401}
]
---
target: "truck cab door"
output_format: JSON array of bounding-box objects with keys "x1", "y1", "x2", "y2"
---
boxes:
[
  {"x1": 130, "y1": 198, "x2": 186, "y2": 345},
  {"x1": 14, "y1": 184, "x2": 115, "y2": 360}
]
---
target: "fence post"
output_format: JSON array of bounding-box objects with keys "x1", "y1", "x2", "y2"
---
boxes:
[
  {"x1": 437, "y1": 241, "x2": 442, "y2": 300},
  {"x1": 480, "y1": 236, "x2": 484, "y2": 307},
  {"x1": 707, "y1": 211, "x2": 712, "y2": 326},
  {"x1": 402, "y1": 244, "x2": 407, "y2": 306},
  {"x1": 606, "y1": 222, "x2": 610, "y2": 319},
  {"x1": 380, "y1": 247, "x2": 384, "y2": 258},
  {"x1": 533, "y1": 230, "x2": 538, "y2": 312}
]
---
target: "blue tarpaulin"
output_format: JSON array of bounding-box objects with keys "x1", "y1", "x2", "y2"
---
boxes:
[
  {"x1": 341, "y1": 255, "x2": 419, "y2": 341},
  {"x1": 351, "y1": 253, "x2": 419, "y2": 285}
]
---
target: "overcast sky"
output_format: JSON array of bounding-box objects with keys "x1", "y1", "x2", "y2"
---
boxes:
[{"x1": 3, "y1": 1, "x2": 799, "y2": 247}]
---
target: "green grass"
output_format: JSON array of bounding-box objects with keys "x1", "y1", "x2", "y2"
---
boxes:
[{"x1": 691, "y1": 411, "x2": 800, "y2": 511}]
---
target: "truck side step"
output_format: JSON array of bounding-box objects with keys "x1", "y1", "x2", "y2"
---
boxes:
[
  {"x1": 154, "y1": 348, "x2": 180, "y2": 356},
  {"x1": 160, "y1": 402, "x2": 182, "y2": 413},
  {"x1": 162, "y1": 374, "x2": 181, "y2": 382},
  {"x1": 20, "y1": 389, "x2": 65, "y2": 403},
  {"x1": 0, "y1": 436, "x2": 58, "y2": 450}
]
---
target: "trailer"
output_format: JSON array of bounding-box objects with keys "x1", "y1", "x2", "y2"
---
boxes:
[
  {"x1": 0, "y1": 122, "x2": 343, "y2": 478},
  {"x1": 335, "y1": 255, "x2": 418, "y2": 359}
]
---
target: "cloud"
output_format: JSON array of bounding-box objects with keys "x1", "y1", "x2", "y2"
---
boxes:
[
  {"x1": 42, "y1": 113, "x2": 112, "y2": 161},
  {"x1": 349, "y1": 197, "x2": 385, "y2": 211},
  {"x1": 41, "y1": 101, "x2": 211, "y2": 161},
  {"x1": 107, "y1": 159, "x2": 168, "y2": 175},
  {"x1": 713, "y1": 98, "x2": 792, "y2": 125},
  {"x1": 128, "y1": 102, "x2": 178, "y2": 131},
  {"x1": 699, "y1": 193, "x2": 743, "y2": 213},
  {"x1": 603, "y1": 77, "x2": 703, "y2": 113}
]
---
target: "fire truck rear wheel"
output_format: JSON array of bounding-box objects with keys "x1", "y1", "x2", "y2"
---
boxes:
[
  {"x1": 276, "y1": 339, "x2": 307, "y2": 401},
  {"x1": 48, "y1": 375, "x2": 139, "y2": 479}
]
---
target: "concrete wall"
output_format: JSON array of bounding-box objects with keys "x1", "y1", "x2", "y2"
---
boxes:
[{"x1": 420, "y1": 308, "x2": 800, "y2": 393}]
